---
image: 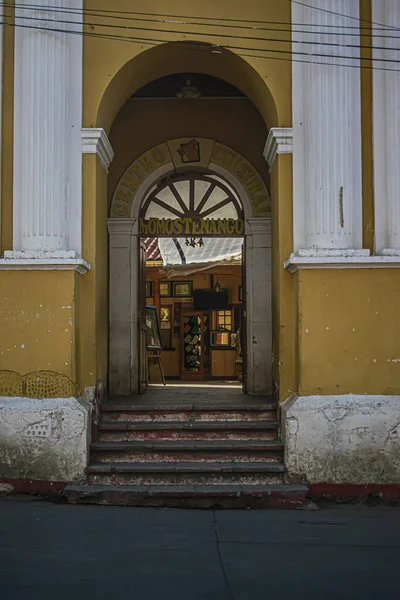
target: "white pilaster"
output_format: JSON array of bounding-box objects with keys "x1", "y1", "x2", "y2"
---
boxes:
[
  {"x1": 292, "y1": 0, "x2": 365, "y2": 256},
  {"x1": 372, "y1": 0, "x2": 400, "y2": 256},
  {"x1": 0, "y1": 4, "x2": 3, "y2": 244},
  {"x1": 12, "y1": 0, "x2": 83, "y2": 256},
  {"x1": 245, "y1": 218, "x2": 272, "y2": 395}
]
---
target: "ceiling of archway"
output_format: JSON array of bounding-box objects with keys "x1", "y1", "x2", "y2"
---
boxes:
[{"x1": 111, "y1": 138, "x2": 270, "y2": 218}]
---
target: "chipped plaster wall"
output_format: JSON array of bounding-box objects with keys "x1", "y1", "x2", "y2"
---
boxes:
[
  {"x1": 0, "y1": 397, "x2": 91, "y2": 481},
  {"x1": 282, "y1": 395, "x2": 400, "y2": 484}
]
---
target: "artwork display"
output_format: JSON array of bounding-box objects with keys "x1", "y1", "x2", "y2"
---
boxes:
[
  {"x1": 145, "y1": 305, "x2": 162, "y2": 350},
  {"x1": 173, "y1": 281, "x2": 193, "y2": 297},
  {"x1": 160, "y1": 281, "x2": 171, "y2": 297}
]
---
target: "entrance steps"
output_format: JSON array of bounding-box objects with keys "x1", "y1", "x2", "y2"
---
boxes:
[{"x1": 65, "y1": 397, "x2": 308, "y2": 508}]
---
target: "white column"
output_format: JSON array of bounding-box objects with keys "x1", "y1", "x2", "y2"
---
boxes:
[
  {"x1": 373, "y1": 0, "x2": 400, "y2": 255},
  {"x1": 292, "y1": 0, "x2": 365, "y2": 256},
  {"x1": 11, "y1": 0, "x2": 82, "y2": 256}
]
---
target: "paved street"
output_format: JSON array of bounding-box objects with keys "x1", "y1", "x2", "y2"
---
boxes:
[{"x1": 1, "y1": 499, "x2": 400, "y2": 599}]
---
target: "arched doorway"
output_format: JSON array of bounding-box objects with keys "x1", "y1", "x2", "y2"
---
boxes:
[{"x1": 108, "y1": 139, "x2": 271, "y2": 396}]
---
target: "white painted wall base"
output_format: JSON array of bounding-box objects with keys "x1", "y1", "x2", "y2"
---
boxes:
[
  {"x1": 282, "y1": 394, "x2": 400, "y2": 484},
  {"x1": 0, "y1": 397, "x2": 91, "y2": 482}
]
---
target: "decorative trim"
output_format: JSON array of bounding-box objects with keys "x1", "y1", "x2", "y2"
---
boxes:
[
  {"x1": 284, "y1": 253, "x2": 400, "y2": 272},
  {"x1": 263, "y1": 128, "x2": 293, "y2": 172},
  {"x1": 383, "y1": 248, "x2": 400, "y2": 257},
  {"x1": 82, "y1": 128, "x2": 114, "y2": 173},
  {"x1": 0, "y1": 257, "x2": 90, "y2": 274},
  {"x1": 296, "y1": 248, "x2": 370, "y2": 258},
  {"x1": 4, "y1": 250, "x2": 77, "y2": 259}
]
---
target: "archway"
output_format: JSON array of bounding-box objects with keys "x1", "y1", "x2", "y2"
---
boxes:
[
  {"x1": 81, "y1": 40, "x2": 292, "y2": 403},
  {"x1": 108, "y1": 139, "x2": 271, "y2": 395}
]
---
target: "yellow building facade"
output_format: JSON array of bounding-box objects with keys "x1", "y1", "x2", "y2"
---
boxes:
[{"x1": 0, "y1": 0, "x2": 400, "y2": 491}]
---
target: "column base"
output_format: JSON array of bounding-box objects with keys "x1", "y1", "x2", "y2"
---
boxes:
[
  {"x1": 297, "y1": 249, "x2": 370, "y2": 258},
  {"x1": 0, "y1": 251, "x2": 90, "y2": 273},
  {"x1": 285, "y1": 250, "x2": 400, "y2": 272},
  {"x1": 0, "y1": 396, "x2": 91, "y2": 482},
  {"x1": 382, "y1": 248, "x2": 400, "y2": 257},
  {"x1": 281, "y1": 394, "x2": 400, "y2": 484}
]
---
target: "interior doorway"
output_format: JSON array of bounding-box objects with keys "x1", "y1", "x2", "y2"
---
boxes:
[{"x1": 138, "y1": 170, "x2": 245, "y2": 394}]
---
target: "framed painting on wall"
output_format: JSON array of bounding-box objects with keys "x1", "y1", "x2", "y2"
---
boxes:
[
  {"x1": 160, "y1": 281, "x2": 172, "y2": 297},
  {"x1": 173, "y1": 281, "x2": 192, "y2": 298}
]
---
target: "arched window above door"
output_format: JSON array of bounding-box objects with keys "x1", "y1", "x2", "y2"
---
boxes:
[{"x1": 140, "y1": 171, "x2": 243, "y2": 221}]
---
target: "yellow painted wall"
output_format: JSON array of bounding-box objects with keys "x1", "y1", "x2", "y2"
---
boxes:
[
  {"x1": 84, "y1": 0, "x2": 291, "y2": 131},
  {"x1": 2, "y1": 0, "x2": 393, "y2": 403},
  {"x1": 0, "y1": 271, "x2": 78, "y2": 397},
  {"x1": 297, "y1": 270, "x2": 400, "y2": 396}
]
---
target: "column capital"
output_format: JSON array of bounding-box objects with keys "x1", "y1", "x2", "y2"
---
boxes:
[
  {"x1": 82, "y1": 128, "x2": 114, "y2": 173},
  {"x1": 263, "y1": 128, "x2": 293, "y2": 172}
]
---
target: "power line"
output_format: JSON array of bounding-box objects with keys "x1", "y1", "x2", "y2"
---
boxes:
[
  {"x1": 2, "y1": 19, "x2": 400, "y2": 74},
  {"x1": 5, "y1": 9, "x2": 400, "y2": 54},
  {"x1": 292, "y1": 0, "x2": 400, "y2": 31},
  {"x1": 3, "y1": 1, "x2": 400, "y2": 34}
]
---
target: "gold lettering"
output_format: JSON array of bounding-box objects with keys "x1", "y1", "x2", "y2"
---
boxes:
[
  {"x1": 225, "y1": 219, "x2": 235, "y2": 235},
  {"x1": 148, "y1": 218, "x2": 157, "y2": 235},
  {"x1": 234, "y1": 219, "x2": 244, "y2": 235},
  {"x1": 139, "y1": 218, "x2": 148, "y2": 235},
  {"x1": 164, "y1": 219, "x2": 174, "y2": 235},
  {"x1": 174, "y1": 218, "x2": 184, "y2": 235},
  {"x1": 208, "y1": 220, "x2": 217, "y2": 235},
  {"x1": 113, "y1": 203, "x2": 129, "y2": 217},
  {"x1": 200, "y1": 219, "x2": 210, "y2": 235},
  {"x1": 217, "y1": 219, "x2": 227, "y2": 235},
  {"x1": 192, "y1": 220, "x2": 200, "y2": 235},
  {"x1": 155, "y1": 219, "x2": 166, "y2": 235},
  {"x1": 247, "y1": 178, "x2": 264, "y2": 196},
  {"x1": 140, "y1": 155, "x2": 154, "y2": 173},
  {"x1": 182, "y1": 218, "x2": 192, "y2": 234},
  {"x1": 152, "y1": 147, "x2": 166, "y2": 164}
]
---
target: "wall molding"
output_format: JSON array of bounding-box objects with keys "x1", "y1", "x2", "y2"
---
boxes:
[
  {"x1": 284, "y1": 253, "x2": 400, "y2": 272},
  {"x1": 82, "y1": 128, "x2": 114, "y2": 173},
  {"x1": 263, "y1": 127, "x2": 293, "y2": 172},
  {"x1": 0, "y1": 255, "x2": 90, "y2": 274}
]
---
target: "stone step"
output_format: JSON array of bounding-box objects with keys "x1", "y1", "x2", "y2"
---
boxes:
[
  {"x1": 98, "y1": 428, "x2": 278, "y2": 442},
  {"x1": 99, "y1": 419, "x2": 277, "y2": 432},
  {"x1": 64, "y1": 483, "x2": 308, "y2": 509},
  {"x1": 91, "y1": 439, "x2": 283, "y2": 464},
  {"x1": 86, "y1": 461, "x2": 285, "y2": 486},
  {"x1": 100, "y1": 406, "x2": 277, "y2": 424}
]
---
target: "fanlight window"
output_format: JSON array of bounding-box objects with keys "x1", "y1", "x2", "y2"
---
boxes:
[{"x1": 140, "y1": 172, "x2": 243, "y2": 221}]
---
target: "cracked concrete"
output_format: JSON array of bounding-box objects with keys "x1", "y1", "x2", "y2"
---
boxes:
[
  {"x1": 0, "y1": 397, "x2": 91, "y2": 481},
  {"x1": 282, "y1": 395, "x2": 400, "y2": 484}
]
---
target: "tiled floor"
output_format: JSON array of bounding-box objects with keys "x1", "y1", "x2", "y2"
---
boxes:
[{"x1": 106, "y1": 382, "x2": 273, "y2": 407}]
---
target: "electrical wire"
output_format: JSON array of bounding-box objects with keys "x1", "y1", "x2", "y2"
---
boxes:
[
  {"x1": 292, "y1": 0, "x2": 400, "y2": 31},
  {"x1": 3, "y1": 0, "x2": 399, "y2": 32},
  {"x1": 2, "y1": 19, "x2": 399, "y2": 74},
  {"x1": 5, "y1": 9, "x2": 400, "y2": 54}
]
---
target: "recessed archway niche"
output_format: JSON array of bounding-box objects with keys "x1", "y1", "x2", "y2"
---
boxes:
[{"x1": 108, "y1": 138, "x2": 272, "y2": 396}]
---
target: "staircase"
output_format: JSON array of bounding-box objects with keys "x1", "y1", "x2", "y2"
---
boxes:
[{"x1": 65, "y1": 395, "x2": 308, "y2": 508}]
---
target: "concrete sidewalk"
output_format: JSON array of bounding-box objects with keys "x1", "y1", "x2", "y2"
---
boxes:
[{"x1": 0, "y1": 499, "x2": 399, "y2": 599}]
